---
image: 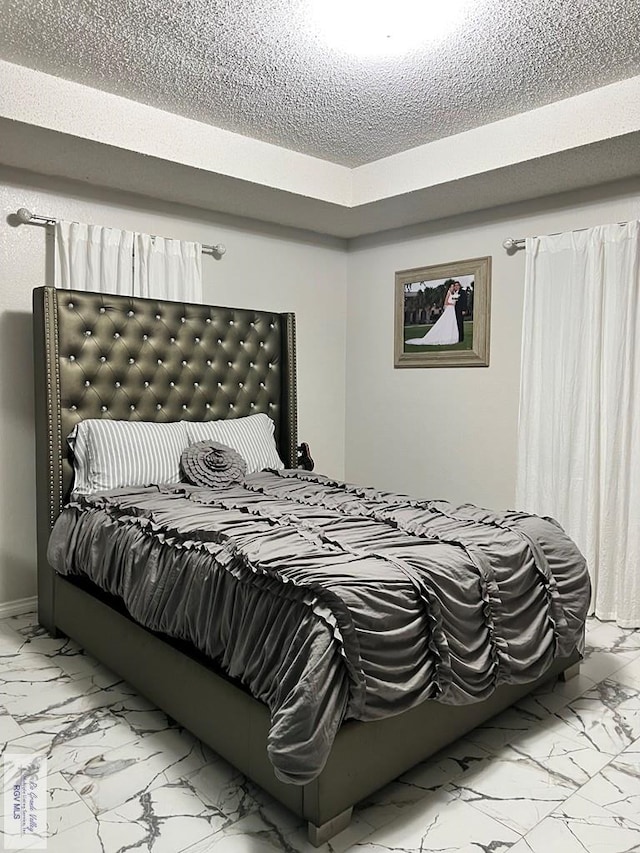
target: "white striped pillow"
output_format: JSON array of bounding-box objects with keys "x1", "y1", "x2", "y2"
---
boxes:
[
  {"x1": 184, "y1": 414, "x2": 284, "y2": 474},
  {"x1": 69, "y1": 419, "x2": 189, "y2": 495}
]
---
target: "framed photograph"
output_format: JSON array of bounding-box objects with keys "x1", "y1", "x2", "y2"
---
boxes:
[{"x1": 394, "y1": 256, "x2": 491, "y2": 368}]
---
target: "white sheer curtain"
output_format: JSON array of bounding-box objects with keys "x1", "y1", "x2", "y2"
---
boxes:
[
  {"x1": 55, "y1": 221, "x2": 203, "y2": 302},
  {"x1": 516, "y1": 222, "x2": 640, "y2": 627},
  {"x1": 54, "y1": 221, "x2": 134, "y2": 293},
  {"x1": 134, "y1": 234, "x2": 202, "y2": 302}
]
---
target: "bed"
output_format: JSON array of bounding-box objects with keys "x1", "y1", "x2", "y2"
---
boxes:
[{"x1": 33, "y1": 285, "x2": 588, "y2": 845}]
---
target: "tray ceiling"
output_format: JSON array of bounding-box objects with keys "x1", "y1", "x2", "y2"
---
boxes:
[{"x1": 1, "y1": 0, "x2": 640, "y2": 167}]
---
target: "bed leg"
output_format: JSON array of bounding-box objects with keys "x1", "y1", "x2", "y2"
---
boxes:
[
  {"x1": 308, "y1": 807, "x2": 353, "y2": 847},
  {"x1": 559, "y1": 662, "x2": 581, "y2": 682},
  {"x1": 37, "y1": 606, "x2": 62, "y2": 638}
]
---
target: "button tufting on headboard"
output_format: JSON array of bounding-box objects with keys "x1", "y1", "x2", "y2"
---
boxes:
[{"x1": 33, "y1": 287, "x2": 298, "y2": 517}]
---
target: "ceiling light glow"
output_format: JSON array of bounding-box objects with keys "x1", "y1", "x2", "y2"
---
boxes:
[{"x1": 310, "y1": 0, "x2": 470, "y2": 57}]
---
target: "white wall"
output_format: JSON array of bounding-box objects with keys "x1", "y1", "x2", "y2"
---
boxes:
[
  {"x1": 0, "y1": 167, "x2": 348, "y2": 605},
  {"x1": 345, "y1": 181, "x2": 640, "y2": 510}
]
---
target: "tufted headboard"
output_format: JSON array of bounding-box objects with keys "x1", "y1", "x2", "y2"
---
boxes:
[{"x1": 33, "y1": 286, "x2": 298, "y2": 625}]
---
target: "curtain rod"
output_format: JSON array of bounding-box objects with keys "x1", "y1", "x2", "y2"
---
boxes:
[
  {"x1": 502, "y1": 221, "x2": 631, "y2": 252},
  {"x1": 14, "y1": 208, "x2": 226, "y2": 257}
]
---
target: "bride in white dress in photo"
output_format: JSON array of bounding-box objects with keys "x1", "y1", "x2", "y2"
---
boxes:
[{"x1": 406, "y1": 283, "x2": 460, "y2": 346}]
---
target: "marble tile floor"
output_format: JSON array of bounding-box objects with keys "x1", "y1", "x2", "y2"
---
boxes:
[{"x1": 1, "y1": 613, "x2": 640, "y2": 853}]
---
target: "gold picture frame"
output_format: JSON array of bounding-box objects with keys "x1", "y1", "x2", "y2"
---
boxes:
[{"x1": 394, "y1": 256, "x2": 491, "y2": 368}]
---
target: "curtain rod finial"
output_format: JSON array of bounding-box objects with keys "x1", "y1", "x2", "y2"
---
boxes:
[
  {"x1": 214, "y1": 244, "x2": 226, "y2": 256},
  {"x1": 502, "y1": 238, "x2": 516, "y2": 250},
  {"x1": 16, "y1": 207, "x2": 33, "y2": 224}
]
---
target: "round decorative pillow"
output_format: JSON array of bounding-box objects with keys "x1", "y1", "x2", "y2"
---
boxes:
[{"x1": 181, "y1": 440, "x2": 247, "y2": 488}]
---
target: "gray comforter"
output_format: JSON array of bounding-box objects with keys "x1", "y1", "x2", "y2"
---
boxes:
[{"x1": 47, "y1": 470, "x2": 590, "y2": 784}]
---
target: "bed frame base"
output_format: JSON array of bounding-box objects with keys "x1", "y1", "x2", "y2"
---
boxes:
[{"x1": 50, "y1": 573, "x2": 581, "y2": 847}]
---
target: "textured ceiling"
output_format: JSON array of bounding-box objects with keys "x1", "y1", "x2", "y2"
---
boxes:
[{"x1": 1, "y1": 0, "x2": 640, "y2": 167}]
